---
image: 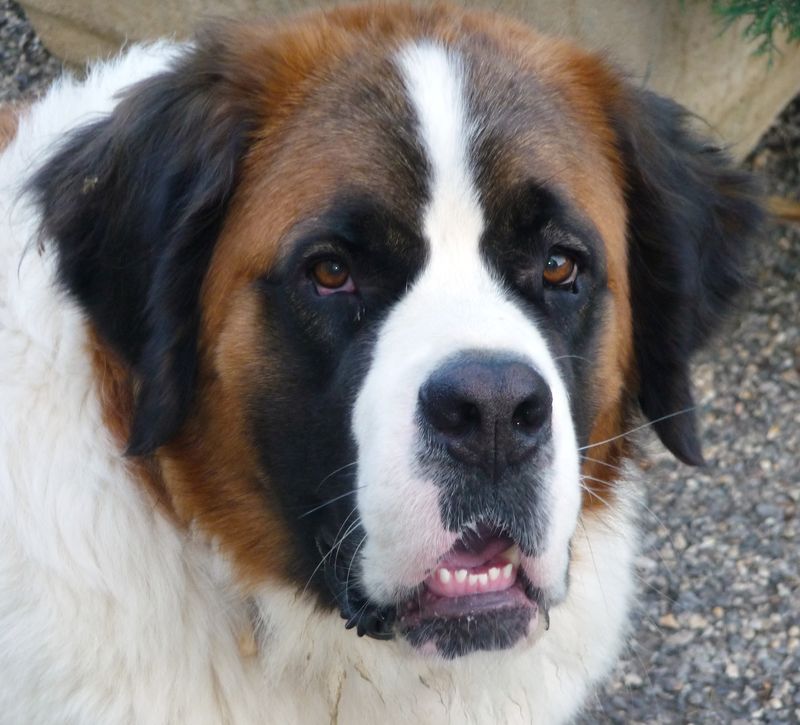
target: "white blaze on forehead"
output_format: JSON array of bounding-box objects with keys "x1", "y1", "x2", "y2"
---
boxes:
[
  {"x1": 396, "y1": 43, "x2": 484, "y2": 265},
  {"x1": 353, "y1": 42, "x2": 581, "y2": 605}
]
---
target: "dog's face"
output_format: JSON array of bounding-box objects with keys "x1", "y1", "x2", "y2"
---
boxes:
[{"x1": 33, "y1": 4, "x2": 760, "y2": 659}]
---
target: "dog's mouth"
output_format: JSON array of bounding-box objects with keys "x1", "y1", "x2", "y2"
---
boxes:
[
  {"x1": 395, "y1": 525, "x2": 545, "y2": 658},
  {"x1": 404, "y1": 531, "x2": 522, "y2": 615},
  {"x1": 327, "y1": 524, "x2": 547, "y2": 657}
]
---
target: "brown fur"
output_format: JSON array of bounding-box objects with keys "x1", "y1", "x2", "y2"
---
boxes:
[
  {"x1": 162, "y1": 288, "x2": 296, "y2": 588},
  {"x1": 768, "y1": 195, "x2": 800, "y2": 224},
  {"x1": 0, "y1": 104, "x2": 22, "y2": 153},
  {"x1": 87, "y1": 328, "x2": 174, "y2": 516}
]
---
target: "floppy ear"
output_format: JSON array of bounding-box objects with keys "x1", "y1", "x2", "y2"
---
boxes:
[
  {"x1": 613, "y1": 89, "x2": 763, "y2": 465},
  {"x1": 31, "y1": 34, "x2": 261, "y2": 456}
]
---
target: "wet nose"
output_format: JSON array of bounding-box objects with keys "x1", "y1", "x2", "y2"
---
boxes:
[{"x1": 418, "y1": 351, "x2": 552, "y2": 477}]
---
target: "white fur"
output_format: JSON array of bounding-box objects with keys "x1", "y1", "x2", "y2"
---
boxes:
[
  {"x1": 355, "y1": 44, "x2": 581, "y2": 605},
  {"x1": 0, "y1": 44, "x2": 637, "y2": 724}
]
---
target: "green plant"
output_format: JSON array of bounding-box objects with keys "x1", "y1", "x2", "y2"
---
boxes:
[{"x1": 710, "y1": 0, "x2": 800, "y2": 57}]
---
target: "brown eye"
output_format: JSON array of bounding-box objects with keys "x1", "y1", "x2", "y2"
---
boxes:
[
  {"x1": 543, "y1": 252, "x2": 577, "y2": 288},
  {"x1": 310, "y1": 258, "x2": 355, "y2": 294}
]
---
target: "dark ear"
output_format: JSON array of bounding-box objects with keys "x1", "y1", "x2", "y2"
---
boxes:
[
  {"x1": 613, "y1": 89, "x2": 763, "y2": 465},
  {"x1": 31, "y1": 34, "x2": 260, "y2": 456}
]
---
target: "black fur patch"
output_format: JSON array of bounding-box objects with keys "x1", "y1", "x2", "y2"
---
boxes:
[
  {"x1": 476, "y1": 181, "x2": 611, "y2": 448},
  {"x1": 29, "y1": 32, "x2": 260, "y2": 455},
  {"x1": 613, "y1": 90, "x2": 764, "y2": 464},
  {"x1": 248, "y1": 196, "x2": 427, "y2": 599},
  {"x1": 400, "y1": 605, "x2": 534, "y2": 659}
]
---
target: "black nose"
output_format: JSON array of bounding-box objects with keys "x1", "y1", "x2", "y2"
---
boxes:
[{"x1": 418, "y1": 351, "x2": 552, "y2": 476}]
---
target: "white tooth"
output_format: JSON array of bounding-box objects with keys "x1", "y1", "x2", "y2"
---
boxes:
[
  {"x1": 502, "y1": 563, "x2": 513, "y2": 579},
  {"x1": 488, "y1": 567, "x2": 500, "y2": 581},
  {"x1": 478, "y1": 573, "x2": 488, "y2": 586},
  {"x1": 500, "y1": 544, "x2": 521, "y2": 567},
  {"x1": 455, "y1": 569, "x2": 468, "y2": 583},
  {"x1": 468, "y1": 574, "x2": 478, "y2": 586},
  {"x1": 438, "y1": 568, "x2": 451, "y2": 584}
]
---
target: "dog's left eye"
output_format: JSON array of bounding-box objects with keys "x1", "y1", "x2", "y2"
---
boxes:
[
  {"x1": 310, "y1": 258, "x2": 356, "y2": 295},
  {"x1": 543, "y1": 251, "x2": 578, "y2": 288}
]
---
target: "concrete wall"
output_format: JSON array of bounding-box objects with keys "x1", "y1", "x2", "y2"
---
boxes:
[{"x1": 20, "y1": 0, "x2": 800, "y2": 158}]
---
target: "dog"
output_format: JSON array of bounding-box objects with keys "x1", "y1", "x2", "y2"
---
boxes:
[{"x1": 0, "y1": 3, "x2": 762, "y2": 722}]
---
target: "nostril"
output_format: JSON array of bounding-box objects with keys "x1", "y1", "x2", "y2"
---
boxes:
[
  {"x1": 512, "y1": 393, "x2": 552, "y2": 435},
  {"x1": 454, "y1": 402, "x2": 481, "y2": 434},
  {"x1": 419, "y1": 386, "x2": 481, "y2": 435},
  {"x1": 512, "y1": 400, "x2": 535, "y2": 432}
]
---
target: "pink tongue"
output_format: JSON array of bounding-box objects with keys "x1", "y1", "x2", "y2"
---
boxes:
[{"x1": 438, "y1": 536, "x2": 512, "y2": 569}]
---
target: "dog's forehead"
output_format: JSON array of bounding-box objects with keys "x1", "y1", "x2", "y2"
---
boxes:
[
  {"x1": 280, "y1": 35, "x2": 598, "y2": 215},
  {"x1": 205, "y1": 23, "x2": 629, "y2": 336}
]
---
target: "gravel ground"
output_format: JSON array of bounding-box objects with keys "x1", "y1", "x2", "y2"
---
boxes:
[
  {"x1": 0, "y1": 1, "x2": 60, "y2": 102},
  {"x1": 1, "y1": 1, "x2": 798, "y2": 722},
  {"x1": 581, "y1": 96, "x2": 800, "y2": 725}
]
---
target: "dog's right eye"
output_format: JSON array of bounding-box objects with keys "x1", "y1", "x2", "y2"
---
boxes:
[{"x1": 310, "y1": 258, "x2": 356, "y2": 295}]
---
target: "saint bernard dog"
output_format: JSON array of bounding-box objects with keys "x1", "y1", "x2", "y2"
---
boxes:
[{"x1": 0, "y1": 2, "x2": 762, "y2": 723}]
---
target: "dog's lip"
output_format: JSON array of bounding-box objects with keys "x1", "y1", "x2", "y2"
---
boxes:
[{"x1": 399, "y1": 579, "x2": 536, "y2": 623}]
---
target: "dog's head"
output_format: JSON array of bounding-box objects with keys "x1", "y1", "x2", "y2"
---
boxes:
[{"x1": 32, "y1": 4, "x2": 761, "y2": 658}]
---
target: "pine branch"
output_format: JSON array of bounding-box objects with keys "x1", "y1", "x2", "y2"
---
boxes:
[{"x1": 710, "y1": 0, "x2": 800, "y2": 59}]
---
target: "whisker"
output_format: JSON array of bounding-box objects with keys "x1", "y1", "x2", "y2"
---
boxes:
[
  {"x1": 578, "y1": 406, "x2": 696, "y2": 451},
  {"x1": 327, "y1": 507, "x2": 362, "y2": 572},
  {"x1": 577, "y1": 518, "x2": 610, "y2": 614},
  {"x1": 552, "y1": 354, "x2": 592, "y2": 365},
  {"x1": 315, "y1": 461, "x2": 358, "y2": 490},
  {"x1": 298, "y1": 486, "x2": 364, "y2": 519},
  {"x1": 333, "y1": 516, "x2": 365, "y2": 569},
  {"x1": 300, "y1": 510, "x2": 362, "y2": 597},
  {"x1": 580, "y1": 473, "x2": 618, "y2": 488},
  {"x1": 582, "y1": 473, "x2": 666, "y2": 524},
  {"x1": 346, "y1": 597, "x2": 372, "y2": 631},
  {"x1": 333, "y1": 505, "x2": 359, "y2": 541},
  {"x1": 581, "y1": 473, "x2": 671, "y2": 531},
  {"x1": 578, "y1": 486, "x2": 642, "y2": 544},
  {"x1": 581, "y1": 473, "x2": 677, "y2": 579},
  {"x1": 633, "y1": 573, "x2": 677, "y2": 604},
  {"x1": 345, "y1": 533, "x2": 369, "y2": 599},
  {"x1": 580, "y1": 454, "x2": 627, "y2": 474},
  {"x1": 579, "y1": 481, "x2": 614, "y2": 509}
]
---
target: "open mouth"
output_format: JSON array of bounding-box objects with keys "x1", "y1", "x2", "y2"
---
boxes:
[{"x1": 397, "y1": 525, "x2": 544, "y2": 658}]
